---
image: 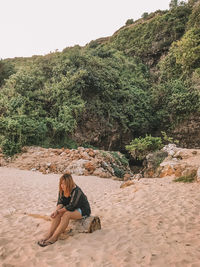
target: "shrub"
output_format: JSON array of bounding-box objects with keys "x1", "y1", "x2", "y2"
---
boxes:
[
  {"x1": 126, "y1": 135, "x2": 164, "y2": 160},
  {"x1": 161, "y1": 131, "x2": 179, "y2": 144},
  {"x1": 125, "y1": 19, "x2": 134, "y2": 26},
  {"x1": 142, "y1": 12, "x2": 149, "y2": 19},
  {"x1": 112, "y1": 164, "x2": 125, "y2": 179},
  {"x1": 110, "y1": 151, "x2": 129, "y2": 167},
  {"x1": 1, "y1": 138, "x2": 22, "y2": 156},
  {"x1": 151, "y1": 79, "x2": 200, "y2": 128},
  {"x1": 174, "y1": 171, "x2": 196, "y2": 183}
]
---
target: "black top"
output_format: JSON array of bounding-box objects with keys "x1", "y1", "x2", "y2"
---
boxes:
[{"x1": 57, "y1": 185, "x2": 91, "y2": 217}]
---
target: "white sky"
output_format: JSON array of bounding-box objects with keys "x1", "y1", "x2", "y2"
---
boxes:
[{"x1": 1, "y1": 0, "x2": 173, "y2": 59}]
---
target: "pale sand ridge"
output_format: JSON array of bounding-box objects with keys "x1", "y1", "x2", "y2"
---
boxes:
[{"x1": 1, "y1": 167, "x2": 200, "y2": 267}]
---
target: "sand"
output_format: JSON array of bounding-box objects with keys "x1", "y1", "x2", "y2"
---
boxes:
[{"x1": 1, "y1": 167, "x2": 200, "y2": 267}]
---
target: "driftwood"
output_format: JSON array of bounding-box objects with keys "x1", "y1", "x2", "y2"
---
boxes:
[
  {"x1": 27, "y1": 213, "x2": 101, "y2": 234},
  {"x1": 69, "y1": 216, "x2": 101, "y2": 233}
]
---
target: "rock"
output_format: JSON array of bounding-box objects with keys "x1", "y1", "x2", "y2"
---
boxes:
[
  {"x1": 78, "y1": 147, "x2": 85, "y2": 152},
  {"x1": 101, "y1": 161, "x2": 109, "y2": 169},
  {"x1": 39, "y1": 167, "x2": 47, "y2": 174},
  {"x1": 21, "y1": 147, "x2": 28, "y2": 153},
  {"x1": 92, "y1": 168, "x2": 105, "y2": 176},
  {"x1": 181, "y1": 167, "x2": 198, "y2": 177},
  {"x1": 143, "y1": 169, "x2": 155, "y2": 178},
  {"x1": 159, "y1": 165, "x2": 175, "y2": 178},
  {"x1": 192, "y1": 150, "x2": 198, "y2": 155},
  {"x1": 55, "y1": 149, "x2": 63, "y2": 155},
  {"x1": 49, "y1": 164, "x2": 57, "y2": 173},
  {"x1": 151, "y1": 151, "x2": 168, "y2": 165},
  {"x1": 83, "y1": 170, "x2": 90, "y2": 176},
  {"x1": 88, "y1": 150, "x2": 95, "y2": 157},
  {"x1": 120, "y1": 180, "x2": 134, "y2": 188},
  {"x1": 162, "y1": 143, "x2": 178, "y2": 157},
  {"x1": 123, "y1": 173, "x2": 131, "y2": 181},
  {"x1": 134, "y1": 173, "x2": 143, "y2": 180},
  {"x1": 80, "y1": 152, "x2": 90, "y2": 160},
  {"x1": 84, "y1": 162, "x2": 96, "y2": 174},
  {"x1": 174, "y1": 164, "x2": 185, "y2": 177},
  {"x1": 144, "y1": 150, "x2": 168, "y2": 177},
  {"x1": 112, "y1": 176, "x2": 122, "y2": 181},
  {"x1": 174, "y1": 149, "x2": 193, "y2": 160},
  {"x1": 99, "y1": 172, "x2": 112, "y2": 178},
  {"x1": 159, "y1": 162, "x2": 198, "y2": 179}
]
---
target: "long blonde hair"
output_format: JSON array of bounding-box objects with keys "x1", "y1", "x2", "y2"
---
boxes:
[{"x1": 59, "y1": 171, "x2": 76, "y2": 197}]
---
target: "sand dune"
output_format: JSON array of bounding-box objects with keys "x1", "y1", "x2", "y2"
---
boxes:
[{"x1": 1, "y1": 167, "x2": 200, "y2": 267}]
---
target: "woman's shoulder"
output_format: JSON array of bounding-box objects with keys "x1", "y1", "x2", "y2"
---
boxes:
[
  {"x1": 71, "y1": 185, "x2": 80, "y2": 194},
  {"x1": 74, "y1": 185, "x2": 81, "y2": 192},
  {"x1": 72, "y1": 185, "x2": 84, "y2": 195}
]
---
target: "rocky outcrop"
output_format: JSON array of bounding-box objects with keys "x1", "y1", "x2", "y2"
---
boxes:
[
  {"x1": 0, "y1": 146, "x2": 132, "y2": 180},
  {"x1": 143, "y1": 144, "x2": 200, "y2": 181}
]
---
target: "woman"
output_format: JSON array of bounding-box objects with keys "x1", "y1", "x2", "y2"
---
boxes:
[{"x1": 38, "y1": 172, "x2": 91, "y2": 247}]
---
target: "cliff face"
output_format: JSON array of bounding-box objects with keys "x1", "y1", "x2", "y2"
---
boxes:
[
  {"x1": 172, "y1": 114, "x2": 200, "y2": 148},
  {"x1": 73, "y1": 116, "x2": 133, "y2": 151}
]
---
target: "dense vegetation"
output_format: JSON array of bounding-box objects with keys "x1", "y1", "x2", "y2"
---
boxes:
[{"x1": 0, "y1": 0, "x2": 200, "y2": 156}]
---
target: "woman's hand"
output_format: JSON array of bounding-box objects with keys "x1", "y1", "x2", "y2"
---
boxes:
[
  {"x1": 50, "y1": 208, "x2": 66, "y2": 218},
  {"x1": 50, "y1": 210, "x2": 59, "y2": 218}
]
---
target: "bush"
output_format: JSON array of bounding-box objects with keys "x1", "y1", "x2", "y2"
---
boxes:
[
  {"x1": 111, "y1": 5, "x2": 191, "y2": 65},
  {"x1": 142, "y1": 12, "x2": 149, "y2": 19},
  {"x1": 151, "y1": 79, "x2": 200, "y2": 128},
  {"x1": 126, "y1": 135, "x2": 164, "y2": 160},
  {"x1": 112, "y1": 164, "x2": 125, "y2": 179},
  {"x1": 125, "y1": 19, "x2": 134, "y2": 26},
  {"x1": 174, "y1": 171, "x2": 196, "y2": 183},
  {"x1": 0, "y1": 116, "x2": 48, "y2": 156},
  {"x1": 1, "y1": 138, "x2": 22, "y2": 156},
  {"x1": 110, "y1": 151, "x2": 129, "y2": 167}
]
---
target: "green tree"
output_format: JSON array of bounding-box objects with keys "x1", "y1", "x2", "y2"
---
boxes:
[
  {"x1": 169, "y1": 0, "x2": 178, "y2": 9},
  {"x1": 151, "y1": 79, "x2": 200, "y2": 129},
  {"x1": 125, "y1": 19, "x2": 134, "y2": 26},
  {"x1": 0, "y1": 60, "x2": 15, "y2": 87},
  {"x1": 173, "y1": 27, "x2": 200, "y2": 74},
  {"x1": 142, "y1": 12, "x2": 149, "y2": 19}
]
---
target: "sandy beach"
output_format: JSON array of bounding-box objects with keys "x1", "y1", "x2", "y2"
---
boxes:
[{"x1": 1, "y1": 167, "x2": 200, "y2": 267}]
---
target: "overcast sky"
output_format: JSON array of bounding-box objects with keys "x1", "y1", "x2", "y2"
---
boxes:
[{"x1": 1, "y1": 0, "x2": 174, "y2": 59}]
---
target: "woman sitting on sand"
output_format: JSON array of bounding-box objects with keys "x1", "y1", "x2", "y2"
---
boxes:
[{"x1": 38, "y1": 171, "x2": 91, "y2": 247}]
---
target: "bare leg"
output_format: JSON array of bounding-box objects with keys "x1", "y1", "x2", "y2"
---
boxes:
[
  {"x1": 46, "y1": 210, "x2": 82, "y2": 243},
  {"x1": 40, "y1": 213, "x2": 62, "y2": 241}
]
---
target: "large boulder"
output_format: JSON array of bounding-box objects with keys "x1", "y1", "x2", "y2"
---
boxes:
[{"x1": 143, "y1": 144, "x2": 200, "y2": 180}]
